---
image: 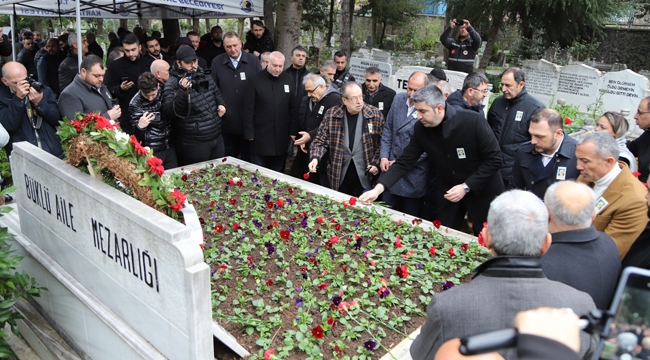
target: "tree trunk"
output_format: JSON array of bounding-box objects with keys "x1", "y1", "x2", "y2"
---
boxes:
[
  {"x1": 141, "y1": 19, "x2": 151, "y2": 35},
  {"x1": 371, "y1": 15, "x2": 376, "y2": 43},
  {"x1": 275, "y1": 0, "x2": 302, "y2": 67},
  {"x1": 33, "y1": 17, "x2": 43, "y2": 34},
  {"x1": 479, "y1": 18, "x2": 501, "y2": 69},
  {"x1": 340, "y1": 0, "x2": 351, "y2": 56},
  {"x1": 379, "y1": 21, "x2": 386, "y2": 48},
  {"x1": 238, "y1": 18, "x2": 245, "y2": 40},
  {"x1": 47, "y1": 19, "x2": 55, "y2": 35},
  {"x1": 264, "y1": 0, "x2": 275, "y2": 34},
  {"x1": 326, "y1": 0, "x2": 335, "y2": 47},
  {"x1": 97, "y1": 19, "x2": 104, "y2": 36},
  {"x1": 120, "y1": 19, "x2": 128, "y2": 31},
  {"x1": 193, "y1": 18, "x2": 201, "y2": 32},
  {"x1": 205, "y1": 19, "x2": 210, "y2": 31}
]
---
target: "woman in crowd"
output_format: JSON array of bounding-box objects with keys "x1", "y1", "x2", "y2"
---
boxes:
[{"x1": 596, "y1": 111, "x2": 637, "y2": 172}]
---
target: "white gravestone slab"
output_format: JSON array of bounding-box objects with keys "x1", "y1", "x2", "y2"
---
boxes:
[
  {"x1": 10, "y1": 144, "x2": 213, "y2": 360},
  {"x1": 602, "y1": 70, "x2": 649, "y2": 133},
  {"x1": 348, "y1": 57, "x2": 393, "y2": 86},
  {"x1": 555, "y1": 64, "x2": 602, "y2": 112},
  {"x1": 522, "y1": 59, "x2": 562, "y2": 107},
  {"x1": 391, "y1": 67, "x2": 465, "y2": 96},
  {"x1": 371, "y1": 48, "x2": 391, "y2": 63}
]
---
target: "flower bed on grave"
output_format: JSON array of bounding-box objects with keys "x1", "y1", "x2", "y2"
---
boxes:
[{"x1": 170, "y1": 163, "x2": 491, "y2": 360}]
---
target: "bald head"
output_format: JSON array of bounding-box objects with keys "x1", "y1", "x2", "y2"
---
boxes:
[
  {"x1": 150, "y1": 59, "x2": 170, "y2": 83},
  {"x1": 1, "y1": 62, "x2": 28, "y2": 94},
  {"x1": 267, "y1": 51, "x2": 285, "y2": 77},
  {"x1": 407, "y1": 71, "x2": 428, "y2": 101},
  {"x1": 544, "y1": 181, "x2": 596, "y2": 230},
  {"x1": 434, "y1": 339, "x2": 504, "y2": 360}
]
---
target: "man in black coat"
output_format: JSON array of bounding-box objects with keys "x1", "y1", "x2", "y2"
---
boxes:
[
  {"x1": 361, "y1": 85, "x2": 504, "y2": 235},
  {"x1": 488, "y1": 67, "x2": 545, "y2": 187},
  {"x1": 211, "y1": 31, "x2": 261, "y2": 162},
  {"x1": 37, "y1": 38, "x2": 65, "y2": 97},
  {"x1": 333, "y1": 51, "x2": 355, "y2": 87},
  {"x1": 509, "y1": 108, "x2": 579, "y2": 199},
  {"x1": 242, "y1": 51, "x2": 297, "y2": 173},
  {"x1": 198, "y1": 26, "x2": 225, "y2": 68},
  {"x1": 291, "y1": 73, "x2": 341, "y2": 186},
  {"x1": 243, "y1": 20, "x2": 274, "y2": 57},
  {"x1": 284, "y1": 46, "x2": 309, "y2": 115},
  {"x1": 542, "y1": 181, "x2": 621, "y2": 309},
  {"x1": 105, "y1": 33, "x2": 154, "y2": 134},
  {"x1": 0, "y1": 62, "x2": 62, "y2": 158},
  {"x1": 361, "y1": 66, "x2": 395, "y2": 119},
  {"x1": 85, "y1": 32, "x2": 103, "y2": 60},
  {"x1": 145, "y1": 37, "x2": 172, "y2": 64},
  {"x1": 0, "y1": 28, "x2": 12, "y2": 58},
  {"x1": 16, "y1": 31, "x2": 37, "y2": 80},
  {"x1": 628, "y1": 96, "x2": 650, "y2": 182},
  {"x1": 59, "y1": 33, "x2": 88, "y2": 93},
  {"x1": 446, "y1": 72, "x2": 489, "y2": 117},
  {"x1": 439, "y1": 19, "x2": 481, "y2": 74}
]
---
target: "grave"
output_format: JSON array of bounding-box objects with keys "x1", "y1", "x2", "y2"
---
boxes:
[
  {"x1": 522, "y1": 59, "x2": 562, "y2": 107},
  {"x1": 371, "y1": 48, "x2": 391, "y2": 63},
  {"x1": 348, "y1": 57, "x2": 393, "y2": 85},
  {"x1": 602, "y1": 70, "x2": 649, "y2": 133},
  {"x1": 555, "y1": 64, "x2": 602, "y2": 112}
]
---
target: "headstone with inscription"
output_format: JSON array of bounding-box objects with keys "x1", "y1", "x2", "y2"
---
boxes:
[
  {"x1": 371, "y1": 48, "x2": 391, "y2": 63},
  {"x1": 602, "y1": 70, "x2": 649, "y2": 132},
  {"x1": 8, "y1": 144, "x2": 218, "y2": 360},
  {"x1": 555, "y1": 64, "x2": 602, "y2": 112},
  {"x1": 522, "y1": 59, "x2": 562, "y2": 106},
  {"x1": 349, "y1": 57, "x2": 393, "y2": 86}
]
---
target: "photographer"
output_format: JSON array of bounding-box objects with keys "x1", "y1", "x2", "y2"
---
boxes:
[
  {"x1": 440, "y1": 18, "x2": 482, "y2": 74},
  {"x1": 0, "y1": 62, "x2": 62, "y2": 158},
  {"x1": 162, "y1": 46, "x2": 226, "y2": 166},
  {"x1": 130, "y1": 72, "x2": 177, "y2": 169}
]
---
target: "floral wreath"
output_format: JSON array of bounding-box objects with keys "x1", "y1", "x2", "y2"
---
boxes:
[{"x1": 59, "y1": 112, "x2": 186, "y2": 219}]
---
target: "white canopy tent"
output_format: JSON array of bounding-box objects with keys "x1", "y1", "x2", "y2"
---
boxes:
[{"x1": 0, "y1": 0, "x2": 262, "y2": 62}]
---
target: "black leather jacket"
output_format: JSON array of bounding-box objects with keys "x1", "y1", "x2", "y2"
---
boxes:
[
  {"x1": 129, "y1": 90, "x2": 172, "y2": 151},
  {"x1": 162, "y1": 65, "x2": 226, "y2": 142}
]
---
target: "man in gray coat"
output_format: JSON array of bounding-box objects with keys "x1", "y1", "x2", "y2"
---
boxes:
[
  {"x1": 58, "y1": 55, "x2": 121, "y2": 121},
  {"x1": 410, "y1": 190, "x2": 597, "y2": 360},
  {"x1": 379, "y1": 71, "x2": 431, "y2": 216}
]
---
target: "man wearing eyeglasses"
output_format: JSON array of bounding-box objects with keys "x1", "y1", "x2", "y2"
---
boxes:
[
  {"x1": 290, "y1": 74, "x2": 341, "y2": 186},
  {"x1": 447, "y1": 72, "x2": 489, "y2": 117},
  {"x1": 627, "y1": 96, "x2": 650, "y2": 182},
  {"x1": 308, "y1": 82, "x2": 384, "y2": 196}
]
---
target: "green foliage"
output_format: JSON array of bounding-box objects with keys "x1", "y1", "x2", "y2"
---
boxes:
[
  {"x1": 514, "y1": 29, "x2": 545, "y2": 60},
  {"x1": 357, "y1": 0, "x2": 427, "y2": 47},
  {"x1": 553, "y1": 104, "x2": 585, "y2": 134},
  {"x1": 485, "y1": 73, "x2": 502, "y2": 94},
  {"x1": 302, "y1": 0, "x2": 330, "y2": 44},
  {"x1": 0, "y1": 187, "x2": 46, "y2": 357},
  {"x1": 0, "y1": 150, "x2": 10, "y2": 186}
]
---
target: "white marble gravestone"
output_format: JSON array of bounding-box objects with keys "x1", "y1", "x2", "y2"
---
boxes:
[
  {"x1": 522, "y1": 59, "x2": 562, "y2": 107},
  {"x1": 371, "y1": 48, "x2": 391, "y2": 63},
  {"x1": 348, "y1": 57, "x2": 393, "y2": 85},
  {"x1": 8, "y1": 144, "x2": 214, "y2": 360},
  {"x1": 555, "y1": 64, "x2": 602, "y2": 112},
  {"x1": 602, "y1": 70, "x2": 649, "y2": 132}
]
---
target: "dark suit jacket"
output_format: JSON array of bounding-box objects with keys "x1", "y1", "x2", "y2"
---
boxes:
[
  {"x1": 211, "y1": 51, "x2": 262, "y2": 135},
  {"x1": 410, "y1": 256, "x2": 597, "y2": 360},
  {"x1": 579, "y1": 162, "x2": 649, "y2": 258},
  {"x1": 509, "y1": 133, "x2": 579, "y2": 199},
  {"x1": 628, "y1": 130, "x2": 650, "y2": 182},
  {"x1": 362, "y1": 83, "x2": 396, "y2": 118},
  {"x1": 541, "y1": 226, "x2": 621, "y2": 309},
  {"x1": 622, "y1": 209, "x2": 650, "y2": 270}
]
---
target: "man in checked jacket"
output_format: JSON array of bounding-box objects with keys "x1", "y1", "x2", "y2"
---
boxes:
[{"x1": 308, "y1": 82, "x2": 385, "y2": 197}]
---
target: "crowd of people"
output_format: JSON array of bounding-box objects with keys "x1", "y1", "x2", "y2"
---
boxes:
[{"x1": 2, "y1": 19, "x2": 650, "y2": 359}]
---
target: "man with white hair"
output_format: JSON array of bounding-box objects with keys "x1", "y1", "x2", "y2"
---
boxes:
[
  {"x1": 576, "y1": 131, "x2": 648, "y2": 258},
  {"x1": 542, "y1": 181, "x2": 621, "y2": 309},
  {"x1": 58, "y1": 32, "x2": 88, "y2": 92},
  {"x1": 410, "y1": 190, "x2": 597, "y2": 360}
]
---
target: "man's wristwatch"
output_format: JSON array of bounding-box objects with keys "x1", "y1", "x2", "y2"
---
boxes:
[{"x1": 462, "y1": 183, "x2": 470, "y2": 193}]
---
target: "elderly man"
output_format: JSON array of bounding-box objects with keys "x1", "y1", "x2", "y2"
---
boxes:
[
  {"x1": 85, "y1": 32, "x2": 103, "y2": 59},
  {"x1": 290, "y1": 73, "x2": 341, "y2": 186},
  {"x1": 362, "y1": 67, "x2": 395, "y2": 118},
  {"x1": 576, "y1": 131, "x2": 648, "y2": 258},
  {"x1": 211, "y1": 31, "x2": 262, "y2": 161},
  {"x1": 0, "y1": 62, "x2": 62, "y2": 158},
  {"x1": 410, "y1": 190, "x2": 597, "y2": 360},
  {"x1": 308, "y1": 82, "x2": 384, "y2": 196},
  {"x1": 259, "y1": 51, "x2": 270, "y2": 69},
  {"x1": 379, "y1": 71, "x2": 431, "y2": 217},
  {"x1": 243, "y1": 51, "x2": 297, "y2": 173},
  {"x1": 488, "y1": 67, "x2": 545, "y2": 187},
  {"x1": 150, "y1": 59, "x2": 170, "y2": 86},
  {"x1": 542, "y1": 181, "x2": 621, "y2": 309},
  {"x1": 447, "y1": 72, "x2": 489, "y2": 117},
  {"x1": 361, "y1": 85, "x2": 504, "y2": 235},
  {"x1": 58, "y1": 55, "x2": 121, "y2": 122},
  {"x1": 628, "y1": 96, "x2": 650, "y2": 182},
  {"x1": 509, "y1": 109, "x2": 579, "y2": 199}
]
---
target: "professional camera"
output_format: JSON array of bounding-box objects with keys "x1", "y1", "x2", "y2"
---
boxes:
[
  {"x1": 455, "y1": 19, "x2": 464, "y2": 26},
  {"x1": 26, "y1": 76, "x2": 44, "y2": 93}
]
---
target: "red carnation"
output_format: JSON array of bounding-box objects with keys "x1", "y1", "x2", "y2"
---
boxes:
[
  {"x1": 429, "y1": 246, "x2": 437, "y2": 256},
  {"x1": 432, "y1": 220, "x2": 442, "y2": 229},
  {"x1": 564, "y1": 117, "x2": 573, "y2": 125},
  {"x1": 264, "y1": 349, "x2": 274, "y2": 360},
  {"x1": 396, "y1": 265, "x2": 408, "y2": 279},
  {"x1": 147, "y1": 156, "x2": 164, "y2": 176},
  {"x1": 94, "y1": 115, "x2": 117, "y2": 130},
  {"x1": 448, "y1": 248, "x2": 455, "y2": 257},
  {"x1": 311, "y1": 325, "x2": 324, "y2": 339},
  {"x1": 633, "y1": 171, "x2": 642, "y2": 177},
  {"x1": 477, "y1": 232, "x2": 486, "y2": 247},
  {"x1": 462, "y1": 243, "x2": 469, "y2": 251},
  {"x1": 130, "y1": 135, "x2": 149, "y2": 156},
  {"x1": 199, "y1": 244, "x2": 204, "y2": 250},
  {"x1": 349, "y1": 197, "x2": 357, "y2": 206},
  {"x1": 303, "y1": 173, "x2": 310, "y2": 180},
  {"x1": 167, "y1": 189, "x2": 186, "y2": 212}
]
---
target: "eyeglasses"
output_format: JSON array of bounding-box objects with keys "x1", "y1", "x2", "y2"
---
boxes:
[
  {"x1": 305, "y1": 84, "x2": 321, "y2": 94},
  {"x1": 472, "y1": 88, "x2": 489, "y2": 94},
  {"x1": 344, "y1": 95, "x2": 364, "y2": 102},
  {"x1": 637, "y1": 109, "x2": 650, "y2": 116}
]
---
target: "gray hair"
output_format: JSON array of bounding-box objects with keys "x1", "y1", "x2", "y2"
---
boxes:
[
  {"x1": 260, "y1": 51, "x2": 271, "y2": 61},
  {"x1": 320, "y1": 60, "x2": 335, "y2": 71},
  {"x1": 365, "y1": 66, "x2": 381, "y2": 77},
  {"x1": 303, "y1": 73, "x2": 326, "y2": 87},
  {"x1": 68, "y1": 32, "x2": 79, "y2": 47},
  {"x1": 438, "y1": 81, "x2": 454, "y2": 97},
  {"x1": 544, "y1": 181, "x2": 595, "y2": 228},
  {"x1": 269, "y1": 51, "x2": 285, "y2": 62},
  {"x1": 488, "y1": 190, "x2": 548, "y2": 256},
  {"x1": 578, "y1": 131, "x2": 620, "y2": 160},
  {"x1": 410, "y1": 84, "x2": 445, "y2": 109},
  {"x1": 340, "y1": 81, "x2": 361, "y2": 98},
  {"x1": 461, "y1": 72, "x2": 489, "y2": 93}
]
